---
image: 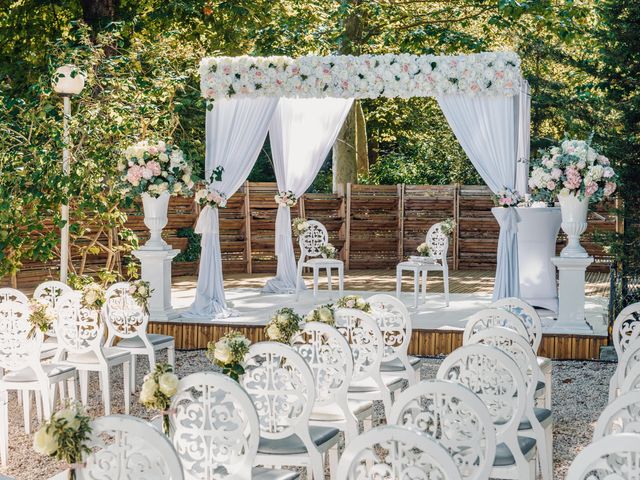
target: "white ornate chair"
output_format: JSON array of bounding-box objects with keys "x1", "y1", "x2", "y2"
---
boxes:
[
  {"x1": 242, "y1": 342, "x2": 340, "y2": 480},
  {"x1": 291, "y1": 321, "x2": 373, "y2": 444},
  {"x1": 492, "y1": 296, "x2": 551, "y2": 409},
  {"x1": 103, "y1": 282, "x2": 175, "y2": 391},
  {"x1": 336, "y1": 424, "x2": 462, "y2": 480},
  {"x1": 620, "y1": 362, "x2": 640, "y2": 395},
  {"x1": 0, "y1": 301, "x2": 76, "y2": 467},
  {"x1": 77, "y1": 414, "x2": 184, "y2": 479},
  {"x1": 593, "y1": 391, "x2": 640, "y2": 439},
  {"x1": 169, "y1": 371, "x2": 298, "y2": 480},
  {"x1": 334, "y1": 308, "x2": 404, "y2": 422},
  {"x1": 467, "y1": 327, "x2": 553, "y2": 480},
  {"x1": 565, "y1": 433, "x2": 640, "y2": 480},
  {"x1": 437, "y1": 344, "x2": 538, "y2": 480},
  {"x1": 54, "y1": 291, "x2": 131, "y2": 415},
  {"x1": 367, "y1": 293, "x2": 421, "y2": 384},
  {"x1": 463, "y1": 308, "x2": 531, "y2": 344},
  {"x1": 612, "y1": 302, "x2": 640, "y2": 357},
  {"x1": 295, "y1": 220, "x2": 344, "y2": 300},
  {"x1": 389, "y1": 379, "x2": 496, "y2": 480},
  {"x1": 611, "y1": 337, "x2": 640, "y2": 402},
  {"x1": 396, "y1": 221, "x2": 450, "y2": 308}
]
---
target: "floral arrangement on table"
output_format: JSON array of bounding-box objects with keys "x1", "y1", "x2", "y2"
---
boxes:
[
  {"x1": 207, "y1": 331, "x2": 251, "y2": 381},
  {"x1": 139, "y1": 363, "x2": 179, "y2": 436},
  {"x1": 275, "y1": 190, "x2": 297, "y2": 207},
  {"x1": 292, "y1": 217, "x2": 309, "y2": 236},
  {"x1": 528, "y1": 139, "x2": 618, "y2": 203},
  {"x1": 80, "y1": 282, "x2": 106, "y2": 311},
  {"x1": 33, "y1": 402, "x2": 92, "y2": 480},
  {"x1": 117, "y1": 140, "x2": 195, "y2": 198},
  {"x1": 199, "y1": 52, "x2": 521, "y2": 100},
  {"x1": 129, "y1": 280, "x2": 152, "y2": 315},
  {"x1": 492, "y1": 187, "x2": 521, "y2": 208},
  {"x1": 265, "y1": 307, "x2": 303, "y2": 344},
  {"x1": 28, "y1": 299, "x2": 56, "y2": 338},
  {"x1": 305, "y1": 304, "x2": 336, "y2": 326},
  {"x1": 416, "y1": 242, "x2": 431, "y2": 257},
  {"x1": 439, "y1": 218, "x2": 456, "y2": 236},
  {"x1": 335, "y1": 295, "x2": 371, "y2": 313},
  {"x1": 319, "y1": 243, "x2": 338, "y2": 259}
]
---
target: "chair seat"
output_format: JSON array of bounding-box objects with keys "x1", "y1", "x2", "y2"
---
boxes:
[
  {"x1": 258, "y1": 426, "x2": 340, "y2": 455},
  {"x1": 66, "y1": 347, "x2": 129, "y2": 364},
  {"x1": 117, "y1": 334, "x2": 174, "y2": 349},
  {"x1": 349, "y1": 376, "x2": 403, "y2": 393},
  {"x1": 253, "y1": 467, "x2": 300, "y2": 480},
  {"x1": 44, "y1": 337, "x2": 57, "y2": 345},
  {"x1": 493, "y1": 436, "x2": 537, "y2": 467},
  {"x1": 397, "y1": 261, "x2": 444, "y2": 271},
  {"x1": 310, "y1": 400, "x2": 373, "y2": 422},
  {"x1": 2, "y1": 364, "x2": 75, "y2": 383},
  {"x1": 303, "y1": 258, "x2": 344, "y2": 267},
  {"x1": 381, "y1": 356, "x2": 421, "y2": 372},
  {"x1": 41, "y1": 342, "x2": 57, "y2": 353},
  {"x1": 518, "y1": 407, "x2": 552, "y2": 431}
]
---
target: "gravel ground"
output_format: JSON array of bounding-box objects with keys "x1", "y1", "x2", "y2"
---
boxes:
[{"x1": 0, "y1": 353, "x2": 615, "y2": 480}]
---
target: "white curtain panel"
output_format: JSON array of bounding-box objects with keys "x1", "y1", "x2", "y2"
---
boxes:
[
  {"x1": 262, "y1": 97, "x2": 354, "y2": 293},
  {"x1": 437, "y1": 94, "x2": 520, "y2": 300},
  {"x1": 185, "y1": 97, "x2": 279, "y2": 319},
  {"x1": 515, "y1": 80, "x2": 531, "y2": 195}
]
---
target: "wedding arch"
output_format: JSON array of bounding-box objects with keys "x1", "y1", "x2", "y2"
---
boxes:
[{"x1": 186, "y1": 51, "x2": 531, "y2": 319}]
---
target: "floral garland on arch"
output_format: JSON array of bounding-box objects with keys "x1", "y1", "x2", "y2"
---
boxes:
[{"x1": 199, "y1": 52, "x2": 521, "y2": 101}]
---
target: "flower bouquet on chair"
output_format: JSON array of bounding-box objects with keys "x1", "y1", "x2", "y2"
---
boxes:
[
  {"x1": 139, "y1": 363, "x2": 179, "y2": 436},
  {"x1": 292, "y1": 217, "x2": 309, "y2": 236},
  {"x1": 409, "y1": 242, "x2": 436, "y2": 264},
  {"x1": 27, "y1": 298, "x2": 56, "y2": 338},
  {"x1": 319, "y1": 243, "x2": 338, "y2": 259},
  {"x1": 265, "y1": 307, "x2": 303, "y2": 343},
  {"x1": 207, "y1": 331, "x2": 251, "y2": 381},
  {"x1": 305, "y1": 304, "x2": 336, "y2": 326},
  {"x1": 335, "y1": 295, "x2": 371, "y2": 313}
]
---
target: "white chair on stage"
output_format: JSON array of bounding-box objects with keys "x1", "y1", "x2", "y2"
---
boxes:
[
  {"x1": 242, "y1": 342, "x2": 340, "y2": 480},
  {"x1": 295, "y1": 220, "x2": 344, "y2": 300},
  {"x1": 336, "y1": 424, "x2": 462, "y2": 480},
  {"x1": 103, "y1": 282, "x2": 175, "y2": 390},
  {"x1": 610, "y1": 337, "x2": 640, "y2": 402},
  {"x1": 593, "y1": 390, "x2": 640, "y2": 439},
  {"x1": 437, "y1": 344, "x2": 538, "y2": 480},
  {"x1": 565, "y1": 433, "x2": 640, "y2": 480},
  {"x1": 389, "y1": 379, "x2": 496, "y2": 480},
  {"x1": 367, "y1": 293, "x2": 421, "y2": 384},
  {"x1": 467, "y1": 327, "x2": 553, "y2": 480},
  {"x1": 334, "y1": 308, "x2": 404, "y2": 422},
  {"x1": 395, "y1": 221, "x2": 450, "y2": 308},
  {"x1": 169, "y1": 371, "x2": 298, "y2": 480},
  {"x1": 291, "y1": 321, "x2": 373, "y2": 444},
  {"x1": 77, "y1": 415, "x2": 184, "y2": 479},
  {"x1": 54, "y1": 291, "x2": 131, "y2": 415},
  {"x1": 0, "y1": 301, "x2": 76, "y2": 467}
]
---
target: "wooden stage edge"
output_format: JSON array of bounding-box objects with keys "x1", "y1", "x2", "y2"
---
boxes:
[{"x1": 148, "y1": 321, "x2": 609, "y2": 361}]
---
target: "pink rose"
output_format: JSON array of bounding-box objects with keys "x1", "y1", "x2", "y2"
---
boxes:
[
  {"x1": 148, "y1": 147, "x2": 158, "y2": 155},
  {"x1": 496, "y1": 71, "x2": 504, "y2": 79},
  {"x1": 551, "y1": 168, "x2": 562, "y2": 180},
  {"x1": 470, "y1": 82, "x2": 480, "y2": 92},
  {"x1": 126, "y1": 165, "x2": 142, "y2": 184},
  {"x1": 604, "y1": 182, "x2": 617, "y2": 196},
  {"x1": 222, "y1": 66, "x2": 231, "y2": 75},
  {"x1": 598, "y1": 155, "x2": 610, "y2": 166},
  {"x1": 585, "y1": 181, "x2": 598, "y2": 197},
  {"x1": 546, "y1": 181, "x2": 556, "y2": 190},
  {"x1": 141, "y1": 167, "x2": 153, "y2": 180},
  {"x1": 146, "y1": 161, "x2": 161, "y2": 177}
]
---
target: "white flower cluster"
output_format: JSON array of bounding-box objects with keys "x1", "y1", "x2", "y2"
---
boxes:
[
  {"x1": 195, "y1": 188, "x2": 227, "y2": 208},
  {"x1": 199, "y1": 51, "x2": 521, "y2": 100},
  {"x1": 417, "y1": 242, "x2": 431, "y2": 256},
  {"x1": 319, "y1": 243, "x2": 337, "y2": 259},
  {"x1": 212, "y1": 332, "x2": 250, "y2": 364},
  {"x1": 140, "y1": 370, "x2": 178, "y2": 405},
  {"x1": 275, "y1": 190, "x2": 297, "y2": 207}
]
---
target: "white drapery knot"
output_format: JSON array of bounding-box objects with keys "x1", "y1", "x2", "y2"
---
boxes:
[
  {"x1": 194, "y1": 205, "x2": 220, "y2": 238},
  {"x1": 495, "y1": 207, "x2": 519, "y2": 233}
]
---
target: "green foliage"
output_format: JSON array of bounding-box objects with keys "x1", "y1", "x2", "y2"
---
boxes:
[{"x1": 174, "y1": 227, "x2": 201, "y2": 262}]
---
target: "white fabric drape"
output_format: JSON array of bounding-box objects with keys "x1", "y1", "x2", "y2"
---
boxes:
[
  {"x1": 263, "y1": 97, "x2": 354, "y2": 293},
  {"x1": 437, "y1": 94, "x2": 520, "y2": 300},
  {"x1": 515, "y1": 80, "x2": 531, "y2": 195},
  {"x1": 185, "y1": 97, "x2": 279, "y2": 318}
]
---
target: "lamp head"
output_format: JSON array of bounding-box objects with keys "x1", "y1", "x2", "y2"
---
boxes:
[{"x1": 52, "y1": 65, "x2": 85, "y2": 96}]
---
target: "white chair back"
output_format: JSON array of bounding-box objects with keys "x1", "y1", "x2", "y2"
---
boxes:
[
  {"x1": 54, "y1": 291, "x2": 105, "y2": 357},
  {"x1": 291, "y1": 321, "x2": 353, "y2": 407},
  {"x1": 612, "y1": 302, "x2": 640, "y2": 357},
  {"x1": 241, "y1": 342, "x2": 315, "y2": 442},
  {"x1": 170, "y1": 371, "x2": 259, "y2": 479},
  {"x1": 593, "y1": 391, "x2": 640, "y2": 439},
  {"x1": 104, "y1": 282, "x2": 149, "y2": 344},
  {"x1": 621, "y1": 362, "x2": 640, "y2": 395},
  {"x1": 437, "y1": 344, "x2": 530, "y2": 470},
  {"x1": 333, "y1": 308, "x2": 384, "y2": 383},
  {"x1": 79, "y1": 414, "x2": 184, "y2": 480},
  {"x1": 615, "y1": 338, "x2": 640, "y2": 398},
  {"x1": 298, "y1": 220, "x2": 329, "y2": 260},
  {"x1": 492, "y1": 296, "x2": 542, "y2": 352},
  {"x1": 565, "y1": 433, "x2": 640, "y2": 480},
  {"x1": 33, "y1": 281, "x2": 73, "y2": 337},
  {"x1": 0, "y1": 300, "x2": 42, "y2": 372},
  {"x1": 337, "y1": 424, "x2": 462, "y2": 480},
  {"x1": 426, "y1": 222, "x2": 449, "y2": 263},
  {"x1": 462, "y1": 308, "x2": 531, "y2": 346},
  {"x1": 366, "y1": 294, "x2": 411, "y2": 363},
  {"x1": 389, "y1": 379, "x2": 496, "y2": 480},
  {"x1": 0, "y1": 288, "x2": 28, "y2": 305}
]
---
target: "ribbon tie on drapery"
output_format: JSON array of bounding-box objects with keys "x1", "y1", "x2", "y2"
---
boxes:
[{"x1": 195, "y1": 205, "x2": 218, "y2": 238}]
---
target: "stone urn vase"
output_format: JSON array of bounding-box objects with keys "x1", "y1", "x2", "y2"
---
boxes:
[
  {"x1": 558, "y1": 192, "x2": 589, "y2": 257},
  {"x1": 141, "y1": 191, "x2": 170, "y2": 250}
]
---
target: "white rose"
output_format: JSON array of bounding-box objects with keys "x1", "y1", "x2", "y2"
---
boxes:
[
  {"x1": 138, "y1": 285, "x2": 147, "y2": 296},
  {"x1": 158, "y1": 372, "x2": 179, "y2": 397},
  {"x1": 318, "y1": 307, "x2": 333, "y2": 323},
  {"x1": 214, "y1": 341, "x2": 232, "y2": 364},
  {"x1": 267, "y1": 323, "x2": 281, "y2": 340},
  {"x1": 84, "y1": 290, "x2": 97, "y2": 305},
  {"x1": 33, "y1": 426, "x2": 58, "y2": 456},
  {"x1": 158, "y1": 153, "x2": 169, "y2": 162},
  {"x1": 54, "y1": 408, "x2": 80, "y2": 430},
  {"x1": 140, "y1": 379, "x2": 157, "y2": 404}
]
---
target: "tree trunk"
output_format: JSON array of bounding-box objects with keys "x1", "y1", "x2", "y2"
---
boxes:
[
  {"x1": 355, "y1": 101, "x2": 369, "y2": 176},
  {"x1": 333, "y1": 105, "x2": 357, "y2": 193},
  {"x1": 80, "y1": 0, "x2": 119, "y2": 31}
]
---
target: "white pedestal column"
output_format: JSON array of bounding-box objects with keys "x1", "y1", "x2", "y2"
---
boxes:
[
  {"x1": 548, "y1": 256, "x2": 594, "y2": 334},
  {"x1": 132, "y1": 248, "x2": 179, "y2": 321}
]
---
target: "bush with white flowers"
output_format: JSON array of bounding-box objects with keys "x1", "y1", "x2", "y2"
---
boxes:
[
  {"x1": 139, "y1": 362, "x2": 179, "y2": 435},
  {"x1": 207, "y1": 330, "x2": 251, "y2": 381},
  {"x1": 265, "y1": 307, "x2": 303, "y2": 344},
  {"x1": 335, "y1": 295, "x2": 371, "y2": 313}
]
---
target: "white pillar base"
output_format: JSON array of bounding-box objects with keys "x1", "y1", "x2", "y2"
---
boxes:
[
  {"x1": 548, "y1": 256, "x2": 594, "y2": 334},
  {"x1": 132, "y1": 247, "x2": 179, "y2": 322}
]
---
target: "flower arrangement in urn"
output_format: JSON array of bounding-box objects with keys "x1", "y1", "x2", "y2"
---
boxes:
[
  {"x1": 139, "y1": 363, "x2": 179, "y2": 435},
  {"x1": 33, "y1": 402, "x2": 92, "y2": 480},
  {"x1": 335, "y1": 295, "x2": 371, "y2": 313},
  {"x1": 265, "y1": 307, "x2": 303, "y2": 344},
  {"x1": 207, "y1": 330, "x2": 251, "y2": 381},
  {"x1": 275, "y1": 190, "x2": 297, "y2": 207}
]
